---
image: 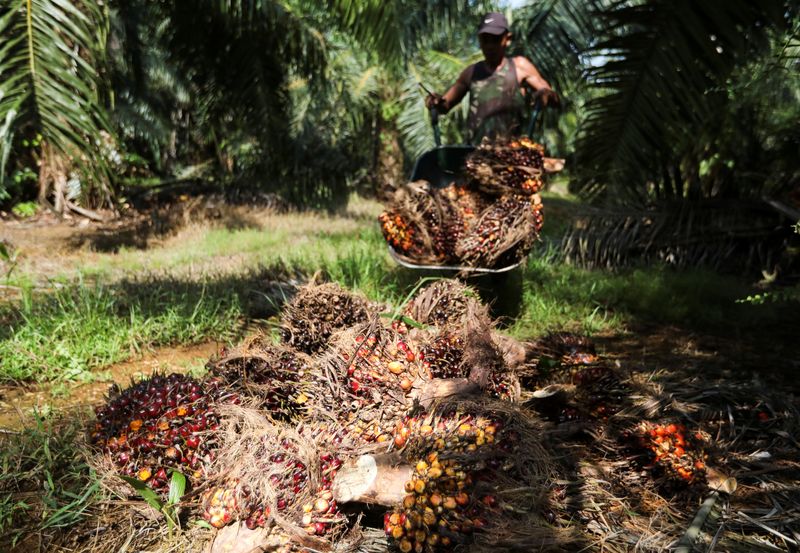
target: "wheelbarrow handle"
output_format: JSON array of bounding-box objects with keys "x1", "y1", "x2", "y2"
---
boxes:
[
  {"x1": 429, "y1": 107, "x2": 442, "y2": 147},
  {"x1": 525, "y1": 98, "x2": 543, "y2": 139}
]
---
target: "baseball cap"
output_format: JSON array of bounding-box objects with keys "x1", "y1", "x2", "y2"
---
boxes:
[{"x1": 477, "y1": 12, "x2": 509, "y2": 35}]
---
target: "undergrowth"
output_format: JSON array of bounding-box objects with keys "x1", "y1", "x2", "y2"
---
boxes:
[{"x1": 0, "y1": 413, "x2": 100, "y2": 547}]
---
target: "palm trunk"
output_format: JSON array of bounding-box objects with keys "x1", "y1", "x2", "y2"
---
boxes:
[{"x1": 37, "y1": 142, "x2": 69, "y2": 215}]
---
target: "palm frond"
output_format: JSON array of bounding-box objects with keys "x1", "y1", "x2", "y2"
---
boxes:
[
  {"x1": 0, "y1": 0, "x2": 113, "y2": 206},
  {"x1": 332, "y1": 0, "x2": 491, "y2": 66},
  {"x1": 560, "y1": 200, "x2": 794, "y2": 273},
  {"x1": 511, "y1": 0, "x2": 607, "y2": 93},
  {"x1": 397, "y1": 50, "x2": 480, "y2": 159},
  {"x1": 211, "y1": 0, "x2": 327, "y2": 74},
  {"x1": 573, "y1": 0, "x2": 787, "y2": 204},
  {"x1": 107, "y1": 1, "x2": 190, "y2": 171}
]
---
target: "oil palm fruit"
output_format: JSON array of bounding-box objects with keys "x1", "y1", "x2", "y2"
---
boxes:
[{"x1": 91, "y1": 373, "x2": 235, "y2": 494}]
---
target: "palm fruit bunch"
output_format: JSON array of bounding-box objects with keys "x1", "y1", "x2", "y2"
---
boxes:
[
  {"x1": 629, "y1": 422, "x2": 709, "y2": 484},
  {"x1": 428, "y1": 183, "x2": 489, "y2": 260},
  {"x1": 443, "y1": 183, "x2": 489, "y2": 226},
  {"x1": 385, "y1": 414, "x2": 514, "y2": 552},
  {"x1": 455, "y1": 194, "x2": 539, "y2": 267},
  {"x1": 380, "y1": 180, "x2": 444, "y2": 261},
  {"x1": 403, "y1": 280, "x2": 486, "y2": 330},
  {"x1": 333, "y1": 329, "x2": 428, "y2": 444},
  {"x1": 90, "y1": 373, "x2": 236, "y2": 493},
  {"x1": 212, "y1": 341, "x2": 312, "y2": 420},
  {"x1": 380, "y1": 210, "x2": 428, "y2": 259},
  {"x1": 280, "y1": 282, "x2": 372, "y2": 355},
  {"x1": 201, "y1": 433, "x2": 345, "y2": 535},
  {"x1": 527, "y1": 336, "x2": 627, "y2": 423},
  {"x1": 418, "y1": 331, "x2": 516, "y2": 401},
  {"x1": 486, "y1": 368, "x2": 517, "y2": 401},
  {"x1": 420, "y1": 332, "x2": 466, "y2": 379},
  {"x1": 465, "y1": 137, "x2": 545, "y2": 196},
  {"x1": 566, "y1": 362, "x2": 626, "y2": 421}
]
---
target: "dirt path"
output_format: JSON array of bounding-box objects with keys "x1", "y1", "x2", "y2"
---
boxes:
[{"x1": 0, "y1": 341, "x2": 222, "y2": 430}]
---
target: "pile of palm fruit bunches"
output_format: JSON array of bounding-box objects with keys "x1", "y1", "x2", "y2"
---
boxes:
[
  {"x1": 89, "y1": 280, "x2": 715, "y2": 552},
  {"x1": 379, "y1": 137, "x2": 545, "y2": 267}
]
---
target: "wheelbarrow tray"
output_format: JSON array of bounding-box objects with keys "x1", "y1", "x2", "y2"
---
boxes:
[{"x1": 409, "y1": 145, "x2": 474, "y2": 188}]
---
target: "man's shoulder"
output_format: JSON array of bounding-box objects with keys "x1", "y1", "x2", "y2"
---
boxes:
[
  {"x1": 511, "y1": 55, "x2": 535, "y2": 70},
  {"x1": 458, "y1": 62, "x2": 480, "y2": 83}
]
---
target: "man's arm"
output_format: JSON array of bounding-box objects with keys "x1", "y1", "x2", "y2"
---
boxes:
[
  {"x1": 426, "y1": 66, "x2": 472, "y2": 113},
  {"x1": 513, "y1": 56, "x2": 559, "y2": 107}
]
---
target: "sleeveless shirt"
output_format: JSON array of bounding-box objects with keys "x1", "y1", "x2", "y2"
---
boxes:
[{"x1": 467, "y1": 57, "x2": 526, "y2": 143}]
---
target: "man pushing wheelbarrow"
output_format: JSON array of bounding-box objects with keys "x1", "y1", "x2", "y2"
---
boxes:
[
  {"x1": 424, "y1": 11, "x2": 559, "y2": 144},
  {"x1": 378, "y1": 12, "x2": 563, "y2": 320},
  {"x1": 380, "y1": 11, "x2": 562, "y2": 267}
]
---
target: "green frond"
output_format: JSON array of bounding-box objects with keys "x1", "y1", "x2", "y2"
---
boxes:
[
  {"x1": 512, "y1": 0, "x2": 606, "y2": 92},
  {"x1": 397, "y1": 50, "x2": 478, "y2": 158},
  {"x1": 331, "y1": 0, "x2": 491, "y2": 66},
  {"x1": 573, "y1": 0, "x2": 787, "y2": 204},
  {"x1": 0, "y1": 0, "x2": 113, "y2": 205}
]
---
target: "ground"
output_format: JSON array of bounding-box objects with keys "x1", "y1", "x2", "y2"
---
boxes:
[{"x1": 0, "y1": 193, "x2": 797, "y2": 551}]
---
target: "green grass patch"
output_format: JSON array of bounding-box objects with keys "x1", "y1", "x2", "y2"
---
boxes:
[
  {"x1": 0, "y1": 413, "x2": 100, "y2": 547},
  {"x1": 0, "y1": 279, "x2": 243, "y2": 383},
  {"x1": 510, "y1": 245, "x2": 792, "y2": 337}
]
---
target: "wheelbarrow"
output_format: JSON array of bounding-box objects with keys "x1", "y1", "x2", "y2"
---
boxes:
[{"x1": 386, "y1": 99, "x2": 544, "y2": 274}]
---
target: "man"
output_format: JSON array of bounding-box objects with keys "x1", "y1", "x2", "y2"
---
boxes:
[{"x1": 426, "y1": 12, "x2": 559, "y2": 143}]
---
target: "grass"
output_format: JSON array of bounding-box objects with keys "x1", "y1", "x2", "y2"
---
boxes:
[
  {"x1": 0, "y1": 413, "x2": 100, "y2": 547},
  {"x1": 0, "y1": 195, "x2": 793, "y2": 384},
  {"x1": 0, "y1": 278, "x2": 242, "y2": 382}
]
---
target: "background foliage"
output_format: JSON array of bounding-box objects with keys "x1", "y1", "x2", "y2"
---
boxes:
[{"x1": 1, "y1": 1, "x2": 797, "y2": 248}]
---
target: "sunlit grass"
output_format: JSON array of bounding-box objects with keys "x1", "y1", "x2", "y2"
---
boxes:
[
  {"x1": 1, "y1": 195, "x2": 792, "y2": 383},
  {"x1": 0, "y1": 279, "x2": 242, "y2": 383}
]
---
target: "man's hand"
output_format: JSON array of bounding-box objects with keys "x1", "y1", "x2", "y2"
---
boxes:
[
  {"x1": 534, "y1": 88, "x2": 560, "y2": 108},
  {"x1": 425, "y1": 92, "x2": 447, "y2": 112}
]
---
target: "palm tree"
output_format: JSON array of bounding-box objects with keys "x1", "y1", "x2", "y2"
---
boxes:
[{"x1": 0, "y1": 0, "x2": 114, "y2": 213}]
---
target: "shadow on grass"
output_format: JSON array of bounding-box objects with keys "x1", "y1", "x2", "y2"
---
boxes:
[
  {"x1": 0, "y1": 265, "x2": 303, "y2": 382},
  {"x1": 66, "y1": 201, "x2": 268, "y2": 253},
  {"x1": 3, "y1": 227, "x2": 797, "y2": 384}
]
